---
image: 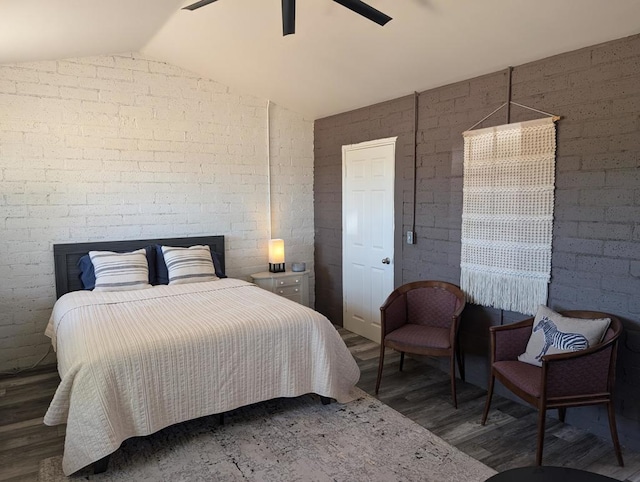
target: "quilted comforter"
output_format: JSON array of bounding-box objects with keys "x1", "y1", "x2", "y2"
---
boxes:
[{"x1": 44, "y1": 278, "x2": 360, "y2": 475}]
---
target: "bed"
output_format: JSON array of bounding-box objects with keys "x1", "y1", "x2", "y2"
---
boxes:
[{"x1": 44, "y1": 235, "x2": 360, "y2": 476}]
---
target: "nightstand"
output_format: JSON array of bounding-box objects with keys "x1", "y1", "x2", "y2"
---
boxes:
[{"x1": 250, "y1": 270, "x2": 309, "y2": 307}]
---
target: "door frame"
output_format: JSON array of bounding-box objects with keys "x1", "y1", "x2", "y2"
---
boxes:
[{"x1": 341, "y1": 136, "x2": 398, "y2": 342}]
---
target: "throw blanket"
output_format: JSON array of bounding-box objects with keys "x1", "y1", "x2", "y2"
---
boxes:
[
  {"x1": 460, "y1": 117, "x2": 557, "y2": 315},
  {"x1": 44, "y1": 279, "x2": 360, "y2": 475}
]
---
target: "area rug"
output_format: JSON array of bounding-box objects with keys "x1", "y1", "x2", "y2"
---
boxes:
[{"x1": 39, "y1": 388, "x2": 496, "y2": 481}]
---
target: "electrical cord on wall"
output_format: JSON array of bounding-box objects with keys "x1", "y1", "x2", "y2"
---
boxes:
[
  {"x1": 0, "y1": 345, "x2": 53, "y2": 376},
  {"x1": 410, "y1": 91, "x2": 418, "y2": 241}
]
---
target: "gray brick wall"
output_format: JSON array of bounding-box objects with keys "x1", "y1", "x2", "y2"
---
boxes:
[{"x1": 314, "y1": 33, "x2": 640, "y2": 447}]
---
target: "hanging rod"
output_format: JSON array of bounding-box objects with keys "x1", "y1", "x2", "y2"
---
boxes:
[{"x1": 466, "y1": 101, "x2": 561, "y2": 132}]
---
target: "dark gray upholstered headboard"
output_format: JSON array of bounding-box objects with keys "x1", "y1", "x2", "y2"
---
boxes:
[{"x1": 53, "y1": 235, "x2": 225, "y2": 299}]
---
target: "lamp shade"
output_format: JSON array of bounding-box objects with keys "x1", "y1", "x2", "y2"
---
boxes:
[{"x1": 268, "y1": 239, "x2": 285, "y2": 263}]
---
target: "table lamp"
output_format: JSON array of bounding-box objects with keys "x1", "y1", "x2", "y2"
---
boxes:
[{"x1": 268, "y1": 239, "x2": 285, "y2": 273}]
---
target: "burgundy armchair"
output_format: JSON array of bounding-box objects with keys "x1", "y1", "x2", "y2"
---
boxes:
[
  {"x1": 375, "y1": 281, "x2": 466, "y2": 408},
  {"x1": 481, "y1": 310, "x2": 624, "y2": 466}
]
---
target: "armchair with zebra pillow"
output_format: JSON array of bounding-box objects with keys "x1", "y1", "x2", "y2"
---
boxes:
[
  {"x1": 518, "y1": 305, "x2": 611, "y2": 367},
  {"x1": 481, "y1": 306, "x2": 623, "y2": 465}
]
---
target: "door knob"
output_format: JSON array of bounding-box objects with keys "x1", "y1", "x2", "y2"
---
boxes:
[{"x1": 382, "y1": 257, "x2": 390, "y2": 264}]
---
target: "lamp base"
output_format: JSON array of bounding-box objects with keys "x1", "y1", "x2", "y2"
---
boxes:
[{"x1": 269, "y1": 263, "x2": 285, "y2": 273}]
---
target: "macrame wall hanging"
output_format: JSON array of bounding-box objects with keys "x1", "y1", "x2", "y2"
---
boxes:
[{"x1": 460, "y1": 116, "x2": 558, "y2": 315}]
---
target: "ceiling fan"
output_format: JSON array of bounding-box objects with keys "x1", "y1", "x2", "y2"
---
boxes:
[{"x1": 182, "y1": 0, "x2": 392, "y2": 36}]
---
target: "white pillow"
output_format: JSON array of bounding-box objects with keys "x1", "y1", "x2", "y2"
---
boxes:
[
  {"x1": 518, "y1": 305, "x2": 610, "y2": 367},
  {"x1": 161, "y1": 245, "x2": 218, "y2": 285},
  {"x1": 89, "y1": 249, "x2": 151, "y2": 292}
]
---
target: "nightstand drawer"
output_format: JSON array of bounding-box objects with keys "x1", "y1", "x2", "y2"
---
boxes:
[
  {"x1": 275, "y1": 285, "x2": 302, "y2": 297},
  {"x1": 275, "y1": 276, "x2": 302, "y2": 288},
  {"x1": 250, "y1": 270, "x2": 310, "y2": 307}
]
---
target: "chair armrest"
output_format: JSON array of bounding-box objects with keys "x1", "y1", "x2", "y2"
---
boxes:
[
  {"x1": 380, "y1": 292, "x2": 407, "y2": 337},
  {"x1": 543, "y1": 337, "x2": 618, "y2": 398},
  {"x1": 490, "y1": 317, "x2": 534, "y2": 362}
]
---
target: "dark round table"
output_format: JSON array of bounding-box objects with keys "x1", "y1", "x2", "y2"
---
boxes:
[{"x1": 486, "y1": 466, "x2": 618, "y2": 482}]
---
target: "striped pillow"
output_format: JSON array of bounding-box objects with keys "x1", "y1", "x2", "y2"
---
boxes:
[
  {"x1": 89, "y1": 249, "x2": 152, "y2": 292},
  {"x1": 161, "y1": 245, "x2": 218, "y2": 285}
]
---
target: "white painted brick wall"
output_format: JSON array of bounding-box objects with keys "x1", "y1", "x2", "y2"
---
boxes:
[
  {"x1": 0, "y1": 52, "x2": 314, "y2": 372},
  {"x1": 269, "y1": 104, "x2": 315, "y2": 306}
]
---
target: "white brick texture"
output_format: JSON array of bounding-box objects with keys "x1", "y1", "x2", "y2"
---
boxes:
[{"x1": 0, "y1": 53, "x2": 314, "y2": 372}]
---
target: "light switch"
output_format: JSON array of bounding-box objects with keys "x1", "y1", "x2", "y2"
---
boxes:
[{"x1": 407, "y1": 231, "x2": 414, "y2": 244}]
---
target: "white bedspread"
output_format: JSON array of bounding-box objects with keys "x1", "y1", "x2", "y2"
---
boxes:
[{"x1": 44, "y1": 278, "x2": 360, "y2": 475}]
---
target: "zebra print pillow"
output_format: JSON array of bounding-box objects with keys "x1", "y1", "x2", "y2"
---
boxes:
[
  {"x1": 161, "y1": 245, "x2": 218, "y2": 285},
  {"x1": 89, "y1": 249, "x2": 152, "y2": 292},
  {"x1": 517, "y1": 306, "x2": 611, "y2": 367}
]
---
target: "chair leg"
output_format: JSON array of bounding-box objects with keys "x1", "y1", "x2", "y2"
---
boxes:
[
  {"x1": 481, "y1": 373, "x2": 495, "y2": 425},
  {"x1": 375, "y1": 343, "x2": 385, "y2": 395},
  {"x1": 456, "y1": 333, "x2": 465, "y2": 382},
  {"x1": 536, "y1": 408, "x2": 547, "y2": 466},
  {"x1": 456, "y1": 347, "x2": 465, "y2": 381},
  {"x1": 558, "y1": 407, "x2": 566, "y2": 423},
  {"x1": 399, "y1": 352, "x2": 405, "y2": 372},
  {"x1": 607, "y1": 401, "x2": 624, "y2": 466},
  {"x1": 450, "y1": 353, "x2": 457, "y2": 409}
]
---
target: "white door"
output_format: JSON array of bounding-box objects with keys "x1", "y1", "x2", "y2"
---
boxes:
[{"x1": 342, "y1": 137, "x2": 396, "y2": 343}]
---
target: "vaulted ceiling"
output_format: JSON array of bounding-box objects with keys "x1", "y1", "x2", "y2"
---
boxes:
[{"x1": 1, "y1": 0, "x2": 640, "y2": 119}]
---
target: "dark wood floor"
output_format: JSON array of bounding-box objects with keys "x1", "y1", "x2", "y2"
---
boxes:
[
  {"x1": 1, "y1": 329, "x2": 639, "y2": 481},
  {"x1": 341, "y1": 328, "x2": 640, "y2": 482},
  {"x1": 0, "y1": 366, "x2": 65, "y2": 481}
]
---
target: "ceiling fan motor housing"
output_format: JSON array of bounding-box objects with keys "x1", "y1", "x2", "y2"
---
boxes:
[{"x1": 182, "y1": 0, "x2": 392, "y2": 36}]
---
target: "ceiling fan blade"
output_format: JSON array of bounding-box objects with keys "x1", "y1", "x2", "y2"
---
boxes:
[
  {"x1": 282, "y1": 0, "x2": 296, "y2": 36},
  {"x1": 332, "y1": 0, "x2": 392, "y2": 26},
  {"x1": 182, "y1": 0, "x2": 219, "y2": 11}
]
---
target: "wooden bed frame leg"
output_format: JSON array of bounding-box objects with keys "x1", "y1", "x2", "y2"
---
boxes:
[
  {"x1": 320, "y1": 396, "x2": 331, "y2": 405},
  {"x1": 93, "y1": 454, "x2": 110, "y2": 474}
]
